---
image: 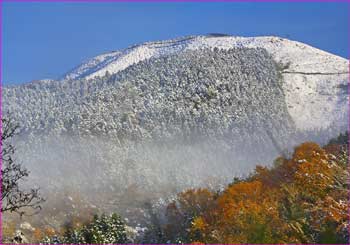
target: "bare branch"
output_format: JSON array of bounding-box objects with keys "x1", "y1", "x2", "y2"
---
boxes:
[{"x1": 1, "y1": 116, "x2": 44, "y2": 215}]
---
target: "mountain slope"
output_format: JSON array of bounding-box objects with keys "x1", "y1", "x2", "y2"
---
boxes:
[
  {"x1": 2, "y1": 35, "x2": 349, "y2": 195},
  {"x1": 63, "y1": 35, "x2": 349, "y2": 131},
  {"x1": 64, "y1": 35, "x2": 348, "y2": 80}
]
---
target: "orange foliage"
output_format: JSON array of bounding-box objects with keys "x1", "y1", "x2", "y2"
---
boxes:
[
  {"x1": 164, "y1": 188, "x2": 215, "y2": 242},
  {"x1": 292, "y1": 143, "x2": 334, "y2": 198},
  {"x1": 191, "y1": 141, "x2": 350, "y2": 244},
  {"x1": 193, "y1": 181, "x2": 288, "y2": 243},
  {"x1": 176, "y1": 188, "x2": 215, "y2": 215}
]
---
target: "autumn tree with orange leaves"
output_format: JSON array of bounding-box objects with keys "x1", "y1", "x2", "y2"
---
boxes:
[
  {"x1": 162, "y1": 188, "x2": 216, "y2": 243},
  {"x1": 190, "y1": 140, "x2": 349, "y2": 244}
]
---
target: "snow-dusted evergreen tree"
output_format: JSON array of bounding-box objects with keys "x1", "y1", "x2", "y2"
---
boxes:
[{"x1": 43, "y1": 213, "x2": 127, "y2": 244}]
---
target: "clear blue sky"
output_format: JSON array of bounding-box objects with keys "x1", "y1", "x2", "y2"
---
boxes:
[{"x1": 2, "y1": 2, "x2": 349, "y2": 85}]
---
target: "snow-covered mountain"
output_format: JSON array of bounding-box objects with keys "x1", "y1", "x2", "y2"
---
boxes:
[
  {"x1": 2, "y1": 34, "x2": 349, "y2": 195},
  {"x1": 63, "y1": 35, "x2": 349, "y2": 131}
]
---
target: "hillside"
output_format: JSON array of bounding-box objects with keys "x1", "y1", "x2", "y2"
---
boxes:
[{"x1": 2, "y1": 35, "x2": 348, "y2": 197}]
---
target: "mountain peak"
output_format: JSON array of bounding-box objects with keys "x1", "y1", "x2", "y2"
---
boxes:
[{"x1": 62, "y1": 35, "x2": 348, "y2": 81}]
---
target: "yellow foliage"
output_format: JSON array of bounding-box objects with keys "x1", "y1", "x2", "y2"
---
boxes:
[
  {"x1": 190, "y1": 141, "x2": 349, "y2": 244},
  {"x1": 2, "y1": 220, "x2": 16, "y2": 242}
]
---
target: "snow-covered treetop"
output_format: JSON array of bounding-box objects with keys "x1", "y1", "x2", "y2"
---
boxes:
[{"x1": 63, "y1": 35, "x2": 348, "y2": 81}]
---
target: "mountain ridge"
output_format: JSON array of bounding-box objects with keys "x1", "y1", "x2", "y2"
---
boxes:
[
  {"x1": 2, "y1": 34, "x2": 348, "y2": 192},
  {"x1": 62, "y1": 35, "x2": 349, "y2": 81}
]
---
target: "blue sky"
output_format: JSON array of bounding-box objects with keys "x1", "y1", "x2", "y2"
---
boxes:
[{"x1": 2, "y1": 2, "x2": 349, "y2": 85}]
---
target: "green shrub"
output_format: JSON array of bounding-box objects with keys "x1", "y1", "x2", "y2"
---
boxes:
[{"x1": 43, "y1": 213, "x2": 127, "y2": 244}]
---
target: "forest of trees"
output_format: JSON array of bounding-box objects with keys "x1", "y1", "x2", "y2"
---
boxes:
[
  {"x1": 2, "y1": 128, "x2": 348, "y2": 244},
  {"x1": 143, "y1": 136, "x2": 349, "y2": 244}
]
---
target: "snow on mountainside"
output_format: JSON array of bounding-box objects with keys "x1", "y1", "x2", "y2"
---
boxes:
[
  {"x1": 64, "y1": 35, "x2": 348, "y2": 80},
  {"x1": 2, "y1": 34, "x2": 349, "y2": 193},
  {"x1": 63, "y1": 35, "x2": 349, "y2": 131}
]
